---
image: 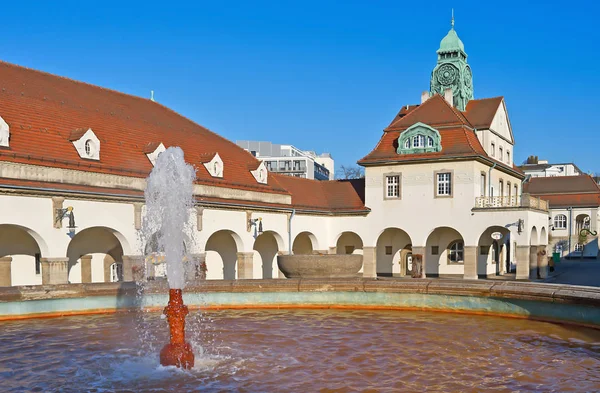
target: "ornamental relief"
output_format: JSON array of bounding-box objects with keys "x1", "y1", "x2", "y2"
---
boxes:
[{"x1": 436, "y1": 63, "x2": 459, "y2": 86}]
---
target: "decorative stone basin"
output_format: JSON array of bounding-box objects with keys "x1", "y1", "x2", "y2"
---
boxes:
[{"x1": 277, "y1": 254, "x2": 363, "y2": 278}]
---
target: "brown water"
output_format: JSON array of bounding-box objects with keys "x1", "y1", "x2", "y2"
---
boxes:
[{"x1": 1, "y1": 309, "x2": 599, "y2": 392}]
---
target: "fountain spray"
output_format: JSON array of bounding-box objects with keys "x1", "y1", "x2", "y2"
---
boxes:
[{"x1": 144, "y1": 147, "x2": 196, "y2": 369}]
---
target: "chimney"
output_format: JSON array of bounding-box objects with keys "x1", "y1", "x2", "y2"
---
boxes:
[
  {"x1": 421, "y1": 91, "x2": 430, "y2": 104},
  {"x1": 444, "y1": 88, "x2": 453, "y2": 106}
]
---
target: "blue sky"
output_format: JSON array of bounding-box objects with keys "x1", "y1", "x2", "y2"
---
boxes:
[{"x1": 1, "y1": 1, "x2": 598, "y2": 173}]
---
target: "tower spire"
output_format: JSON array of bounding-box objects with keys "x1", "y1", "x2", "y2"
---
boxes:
[{"x1": 451, "y1": 9, "x2": 454, "y2": 29}]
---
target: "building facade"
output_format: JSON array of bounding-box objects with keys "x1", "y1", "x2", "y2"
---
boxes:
[
  {"x1": 519, "y1": 158, "x2": 583, "y2": 178},
  {"x1": 236, "y1": 140, "x2": 333, "y2": 180},
  {"x1": 0, "y1": 21, "x2": 549, "y2": 288}
]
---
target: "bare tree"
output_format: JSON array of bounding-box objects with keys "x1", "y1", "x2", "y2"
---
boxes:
[{"x1": 337, "y1": 165, "x2": 364, "y2": 179}]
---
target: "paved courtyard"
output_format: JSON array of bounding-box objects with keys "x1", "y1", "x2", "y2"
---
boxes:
[{"x1": 543, "y1": 258, "x2": 600, "y2": 287}]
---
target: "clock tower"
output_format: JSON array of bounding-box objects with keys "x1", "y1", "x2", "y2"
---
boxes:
[{"x1": 430, "y1": 15, "x2": 473, "y2": 111}]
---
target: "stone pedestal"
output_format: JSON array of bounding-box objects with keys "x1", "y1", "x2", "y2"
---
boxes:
[
  {"x1": 362, "y1": 247, "x2": 377, "y2": 278},
  {"x1": 515, "y1": 246, "x2": 530, "y2": 280},
  {"x1": 0, "y1": 257, "x2": 12, "y2": 287},
  {"x1": 80, "y1": 255, "x2": 93, "y2": 283},
  {"x1": 411, "y1": 246, "x2": 426, "y2": 278},
  {"x1": 122, "y1": 255, "x2": 145, "y2": 282},
  {"x1": 236, "y1": 252, "x2": 254, "y2": 279},
  {"x1": 463, "y1": 246, "x2": 478, "y2": 280},
  {"x1": 41, "y1": 258, "x2": 69, "y2": 285}
]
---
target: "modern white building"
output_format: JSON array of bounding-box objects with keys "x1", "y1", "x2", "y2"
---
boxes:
[
  {"x1": 236, "y1": 141, "x2": 333, "y2": 180},
  {"x1": 519, "y1": 157, "x2": 584, "y2": 178},
  {"x1": 0, "y1": 21, "x2": 550, "y2": 287}
]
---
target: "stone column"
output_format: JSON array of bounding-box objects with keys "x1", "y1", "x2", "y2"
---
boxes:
[
  {"x1": 0, "y1": 257, "x2": 12, "y2": 287},
  {"x1": 538, "y1": 246, "x2": 549, "y2": 279},
  {"x1": 103, "y1": 255, "x2": 116, "y2": 282},
  {"x1": 186, "y1": 253, "x2": 206, "y2": 281},
  {"x1": 80, "y1": 254, "x2": 93, "y2": 283},
  {"x1": 328, "y1": 246, "x2": 337, "y2": 254},
  {"x1": 463, "y1": 246, "x2": 478, "y2": 280},
  {"x1": 362, "y1": 246, "x2": 377, "y2": 278},
  {"x1": 237, "y1": 252, "x2": 254, "y2": 279},
  {"x1": 515, "y1": 246, "x2": 530, "y2": 280},
  {"x1": 411, "y1": 246, "x2": 426, "y2": 278},
  {"x1": 122, "y1": 255, "x2": 145, "y2": 282},
  {"x1": 499, "y1": 244, "x2": 506, "y2": 275},
  {"x1": 529, "y1": 245, "x2": 539, "y2": 279},
  {"x1": 41, "y1": 258, "x2": 69, "y2": 285}
]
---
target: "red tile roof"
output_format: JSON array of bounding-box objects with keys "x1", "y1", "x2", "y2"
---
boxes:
[
  {"x1": 464, "y1": 97, "x2": 503, "y2": 129},
  {"x1": 524, "y1": 175, "x2": 600, "y2": 208},
  {"x1": 267, "y1": 175, "x2": 367, "y2": 212},
  {"x1": 0, "y1": 61, "x2": 288, "y2": 195},
  {"x1": 358, "y1": 94, "x2": 520, "y2": 177}
]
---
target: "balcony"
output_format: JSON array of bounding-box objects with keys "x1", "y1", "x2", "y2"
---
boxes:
[{"x1": 474, "y1": 193, "x2": 548, "y2": 211}]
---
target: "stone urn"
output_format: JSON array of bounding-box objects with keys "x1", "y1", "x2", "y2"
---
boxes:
[{"x1": 277, "y1": 254, "x2": 363, "y2": 278}]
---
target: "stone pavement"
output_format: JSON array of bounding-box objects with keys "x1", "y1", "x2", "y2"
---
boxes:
[{"x1": 541, "y1": 258, "x2": 600, "y2": 287}]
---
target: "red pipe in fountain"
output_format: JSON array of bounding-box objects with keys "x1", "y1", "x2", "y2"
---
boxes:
[{"x1": 160, "y1": 288, "x2": 195, "y2": 369}]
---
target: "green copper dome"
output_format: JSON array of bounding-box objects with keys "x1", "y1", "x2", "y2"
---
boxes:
[{"x1": 437, "y1": 27, "x2": 464, "y2": 53}]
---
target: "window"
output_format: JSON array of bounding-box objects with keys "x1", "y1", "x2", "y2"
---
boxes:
[
  {"x1": 35, "y1": 253, "x2": 41, "y2": 275},
  {"x1": 514, "y1": 184, "x2": 518, "y2": 197},
  {"x1": 385, "y1": 246, "x2": 393, "y2": 255},
  {"x1": 436, "y1": 172, "x2": 452, "y2": 196},
  {"x1": 386, "y1": 175, "x2": 400, "y2": 198},
  {"x1": 84, "y1": 139, "x2": 93, "y2": 156},
  {"x1": 575, "y1": 243, "x2": 584, "y2": 253},
  {"x1": 499, "y1": 180, "x2": 504, "y2": 197},
  {"x1": 404, "y1": 139, "x2": 410, "y2": 149},
  {"x1": 412, "y1": 134, "x2": 425, "y2": 148},
  {"x1": 491, "y1": 143, "x2": 495, "y2": 156},
  {"x1": 554, "y1": 214, "x2": 567, "y2": 229},
  {"x1": 480, "y1": 173, "x2": 486, "y2": 197},
  {"x1": 250, "y1": 150, "x2": 257, "y2": 157},
  {"x1": 427, "y1": 136, "x2": 434, "y2": 148},
  {"x1": 507, "y1": 151, "x2": 510, "y2": 163},
  {"x1": 448, "y1": 241, "x2": 464, "y2": 263},
  {"x1": 499, "y1": 147, "x2": 503, "y2": 160},
  {"x1": 431, "y1": 246, "x2": 439, "y2": 255}
]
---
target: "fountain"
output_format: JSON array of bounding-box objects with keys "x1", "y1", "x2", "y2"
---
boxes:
[{"x1": 143, "y1": 146, "x2": 196, "y2": 369}]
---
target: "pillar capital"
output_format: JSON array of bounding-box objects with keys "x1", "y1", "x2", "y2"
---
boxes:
[
  {"x1": 40, "y1": 257, "x2": 69, "y2": 285},
  {"x1": 0, "y1": 257, "x2": 12, "y2": 287}
]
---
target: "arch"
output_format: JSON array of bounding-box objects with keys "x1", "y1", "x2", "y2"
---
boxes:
[
  {"x1": 375, "y1": 228, "x2": 412, "y2": 277},
  {"x1": 205, "y1": 230, "x2": 242, "y2": 280},
  {"x1": 335, "y1": 232, "x2": 363, "y2": 255},
  {"x1": 540, "y1": 227, "x2": 547, "y2": 246},
  {"x1": 66, "y1": 227, "x2": 126, "y2": 283},
  {"x1": 530, "y1": 226, "x2": 538, "y2": 246},
  {"x1": 253, "y1": 230, "x2": 285, "y2": 279},
  {"x1": 477, "y1": 226, "x2": 511, "y2": 278},
  {"x1": 575, "y1": 214, "x2": 591, "y2": 233},
  {"x1": 293, "y1": 232, "x2": 318, "y2": 255},
  {"x1": 425, "y1": 226, "x2": 465, "y2": 277},
  {"x1": 0, "y1": 224, "x2": 47, "y2": 286}
]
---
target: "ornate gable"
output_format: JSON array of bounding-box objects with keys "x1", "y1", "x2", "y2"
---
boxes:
[
  {"x1": 70, "y1": 128, "x2": 100, "y2": 160},
  {"x1": 396, "y1": 122, "x2": 442, "y2": 155}
]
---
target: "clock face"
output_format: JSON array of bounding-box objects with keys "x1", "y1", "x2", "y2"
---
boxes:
[
  {"x1": 437, "y1": 64, "x2": 458, "y2": 86},
  {"x1": 464, "y1": 66, "x2": 473, "y2": 88}
]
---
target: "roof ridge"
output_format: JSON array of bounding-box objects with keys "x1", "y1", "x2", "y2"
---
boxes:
[
  {"x1": 468, "y1": 96, "x2": 504, "y2": 102},
  {"x1": 0, "y1": 60, "x2": 156, "y2": 106}
]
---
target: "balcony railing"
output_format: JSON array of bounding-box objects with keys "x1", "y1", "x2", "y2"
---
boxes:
[{"x1": 475, "y1": 193, "x2": 548, "y2": 211}]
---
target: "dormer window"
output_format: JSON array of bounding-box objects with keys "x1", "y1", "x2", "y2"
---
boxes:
[
  {"x1": 250, "y1": 161, "x2": 268, "y2": 184},
  {"x1": 397, "y1": 122, "x2": 442, "y2": 155},
  {"x1": 70, "y1": 128, "x2": 100, "y2": 160},
  {"x1": 143, "y1": 142, "x2": 166, "y2": 166},
  {"x1": 0, "y1": 116, "x2": 10, "y2": 148},
  {"x1": 201, "y1": 152, "x2": 223, "y2": 178}
]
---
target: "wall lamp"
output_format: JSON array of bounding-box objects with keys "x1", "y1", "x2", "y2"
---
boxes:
[
  {"x1": 249, "y1": 217, "x2": 263, "y2": 239},
  {"x1": 505, "y1": 218, "x2": 524, "y2": 234},
  {"x1": 56, "y1": 206, "x2": 77, "y2": 238}
]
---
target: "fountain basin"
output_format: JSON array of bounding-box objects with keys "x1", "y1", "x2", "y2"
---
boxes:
[{"x1": 277, "y1": 254, "x2": 362, "y2": 278}]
